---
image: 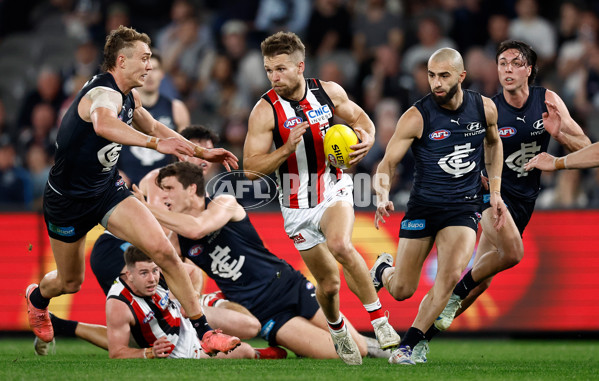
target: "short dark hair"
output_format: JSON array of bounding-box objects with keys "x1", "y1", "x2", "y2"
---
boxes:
[
  {"x1": 157, "y1": 161, "x2": 205, "y2": 197},
  {"x1": 260, "y1": 31, "x2": 305, "y2": 60},
  {"x1": 102, "y1": 25, "x2": 151, "y2": 72},
  {"x1": 496, "y1": 40, "x2": 538, "y2": 85},
  {"x1": 180, "y1": 125, "x2": 219, "y2": 144},
  {"x1": 124, "y1": 246, "x2": 152, "y2": 268}
]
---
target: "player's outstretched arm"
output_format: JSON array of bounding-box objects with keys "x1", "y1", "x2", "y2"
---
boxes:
[
  {"x1": 525, "y1": 142, "x2": 599, "y2": 171},
  {"x1": 543, "y1": 90, "x2": 591, "y2": 152},
  {"x1": 244, "y1": 99, "x2": 308, "y2": 180},
  {"x1": 373, "y1": 106, "x2": 421, "y2": 229}
]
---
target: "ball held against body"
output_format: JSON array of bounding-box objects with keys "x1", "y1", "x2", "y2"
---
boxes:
[{"x1": 323, "y1": 124, "x2": 358, "y2": 170}]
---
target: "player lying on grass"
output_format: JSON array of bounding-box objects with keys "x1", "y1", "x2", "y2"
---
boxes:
[
  {"x1": 35, "y1": 245, "x2": 287, "y2": 360},
  {"x1": 131, "y1": 161, "x2": 388, "y2": 359}
]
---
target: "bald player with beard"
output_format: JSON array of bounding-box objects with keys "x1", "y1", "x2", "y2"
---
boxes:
[{"x1": 370, "y1": 47, "x2": 507, "y2": 365}]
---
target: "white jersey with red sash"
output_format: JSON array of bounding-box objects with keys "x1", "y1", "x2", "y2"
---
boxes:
[
  {"x1": 107, "y1": 276, "x2": 202, "y2": 359},
  {"x1": 262, "y1": 78, "x2": 342, "y2": 209}
]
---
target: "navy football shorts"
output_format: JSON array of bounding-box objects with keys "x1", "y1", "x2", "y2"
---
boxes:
[
  {"x1": 43, "y1": 177, "x2": 132, "y2": 243},
  {"x1": 482, "y1": 191, "x2": 535, "y2": 236},
  {"x1": 399, "y1": 200, "x2": 482, "y2": 239},
  {"x1": 249, "y1": 266, "x2": 320, "y2": 347}
]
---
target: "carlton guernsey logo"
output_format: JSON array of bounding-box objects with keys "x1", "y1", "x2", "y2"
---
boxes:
[
  {"x1": 429, "y1": 129, "x2": 451, "y2": 140},
  {"x1": 189, "y1": 244, "x2": 203, "y2": 257},
  {"x1": 499, "y1": 127, "x2": 517, "y2": 137},
  {"x1": 284, "y1": 116, "x2": 303, "y2": 129}
]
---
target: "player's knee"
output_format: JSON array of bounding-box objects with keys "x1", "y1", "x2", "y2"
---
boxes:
[
  {"x1": 502, "y1": 242, "x2": 524, "y2": 269},
  {"x1": 244, "y1": 316, "x2": 261, "y2": 338},
  {"x1": 326, "y1": 238, "x2": 354, "y2": 261},
  {"x1": 142, "y1": 239, "x2": 177, "y2": 266},
  {"x1": 61, "y1": 278, "x2": 83, "y2": 294},
  {"x1": 318, "y1": 278, "x2": 341, "y2": 298},
  {"x1": 389, "y1": 283, "x2": 416, "y2": 301}
]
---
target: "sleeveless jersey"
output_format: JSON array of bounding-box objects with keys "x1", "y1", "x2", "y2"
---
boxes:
[
  {"x1": 411, "y1": 89, "x2": 487, "y2": 205},
  {"x1": 262, "y1": 78, "x2": 342, "y2": 209},
  {"x1": 177, "y1": 199, "x2": 290, "y2": 307},
  {"x1": 49, "y1": 73, "x2": 135, "y2": 198},
  {"x1": 107, "y1": 276, "x2": 201, "y2": 359},
  {"x1": 118, "y1": 94, "x2": 176, "y2": 186},
  {"x1": 490, "y1": 86, "x2": 549, "y2": 199}
]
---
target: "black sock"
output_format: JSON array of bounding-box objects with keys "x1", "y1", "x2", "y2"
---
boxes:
[
  {"x1": 453, "y1": 270, "x2": 480, "y2": 299},
  {"x1": 29, "y1": 287, "x2": 50, "y2": 309},
  {"x1": 190, "y1": 315, "x2": 212, "y2": 338},
  {"x1": 375, "y1": 262, "x2": 391, "y2": 284},
  {"x1": 49, "y1": 313, "x2": 78, "y2": 337},
  {"x1": 400, "y1": 327, "x2": 425, "y2": 349},
  {"x1": 424, "y1": 325, "x2": 440, "y2": 342}
]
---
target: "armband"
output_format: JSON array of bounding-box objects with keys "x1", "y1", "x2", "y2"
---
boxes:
[
  {"x1": 144, "y1": 347, "x2": 155, "y2": 359},
  {"x1": 146, "y1": 136, "x2": 160, "y2": 150},
  {"x1": 554, "y1": 156, "x2": 567, "y2": 170},
  {"x1": 490, "y1": 176, "x2": 501, "y2": 194}
]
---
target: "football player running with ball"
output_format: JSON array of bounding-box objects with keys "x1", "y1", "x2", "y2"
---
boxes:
[{"x1": 244, "y1": 31, "x2": 399, "y2": 365}]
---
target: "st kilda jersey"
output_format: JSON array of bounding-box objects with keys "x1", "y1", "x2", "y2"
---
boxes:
[
  {"x1": 262, "y1": 78, "x2": 342, "y2": 209},
  {"x1": 489, "y1": 86, "x2": 550, "y2": 200},
  {"x1": 411, "y1": 89, "x2": 487, "y2": 206},
  {"x1": 107, "y1": 276, "x2": 201, "y2": 359},
  {"x1": 48, "y1": 73, "x2": 134, "y2": 198}
]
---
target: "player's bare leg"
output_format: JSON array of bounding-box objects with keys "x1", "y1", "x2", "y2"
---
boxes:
[{"x1": 382, "y1": 237, "x2": 434, "y2": 300}]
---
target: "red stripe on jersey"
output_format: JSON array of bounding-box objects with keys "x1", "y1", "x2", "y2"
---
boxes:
[
  {"x1": 121, "y1": 288, "x2": 158, "y2": 346},
  {"x1": 299, "y1": 96, "x2": 326, "y2": 204},
  {"x1": 130, "y1": 300, "x2": 158, "y2": 345},
  {"x1": 150, "y1": 293, "x2": 180, "y2": 328},
  {"x1": 267, "y1": 89, "x2": 300, "y2": 208}
]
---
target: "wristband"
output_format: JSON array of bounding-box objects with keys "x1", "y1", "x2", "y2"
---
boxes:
[
  {"x1": 144, "y1": 347, "x2": 155, "y2": 359},
  {"x1": 489, "y1": 176, "x2": 501, "y2": 194},
  {"x1": 555, "y1": 156, "x2": 567, "y2": 170},
  {"x1": 194, "y1": 145, "x2": 204, "y2": 158},
  {"x1": 146, "y1": 136, "x2": 159, "y2": 150}
]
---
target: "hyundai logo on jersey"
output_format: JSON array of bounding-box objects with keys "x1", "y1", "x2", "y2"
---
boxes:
[
  {"x1": 283, "y1": 116, "x2": 303, "y2": 129},
  {"x1": 499, "y1": 127, "x2": 517, "y2": 137},
  {"x1": 466, "y1": 122, "x2": 482, "y2": 131},
  {"x1": 532, "y1": 119, "x2": 544, "y2": 129},
  {"x1": 429, "y1": 129, "x2": 451, "y2": 140}
]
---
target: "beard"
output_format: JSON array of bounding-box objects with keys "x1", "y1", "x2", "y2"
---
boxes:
[
  {"x1": 432, "y1": 82, "x2": 459, "y2": 105},
  {"x1": 273, "y1": 80, "x2": 302, "y2": 99}
]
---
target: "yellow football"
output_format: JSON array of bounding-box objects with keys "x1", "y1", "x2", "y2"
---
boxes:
[{"x1": 323, "y1": 124, "x2": 359, "y2": 169}]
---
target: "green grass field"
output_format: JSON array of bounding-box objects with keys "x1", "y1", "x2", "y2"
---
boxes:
[{"x1": 2, "y1": 337, "x2": 598, "y2": 381}]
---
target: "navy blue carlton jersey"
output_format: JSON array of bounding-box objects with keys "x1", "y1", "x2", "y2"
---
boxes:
[
  {"x1": 118, "y1": 94, "x2": 176, "y2": 186},
  {"x1": 411, "y1": 89, "x2": 487, "y2": 205},
  {"x1": 49, "y1": 73, "x2": 134, "y2": 198},
  {"x1": 490, "y1": 86, "x2": 549, "y2": 199},
  {"x1": 177, "y1": 201, "x2": 290, "y2": 307}
]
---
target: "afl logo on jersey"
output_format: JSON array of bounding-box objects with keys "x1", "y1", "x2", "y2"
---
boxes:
[
  {"x1": 499, "y1": 127, "x2": 517, "y2": 137},
  {"x1": 189, "y1": 244, "x2": 204, "y2": 257},
  {"x1": 429, "y1": 129, "x2": 451, "y2": 140},
  {"x1": 284, "y1": 116, "x2": 303, "y2": 129}
]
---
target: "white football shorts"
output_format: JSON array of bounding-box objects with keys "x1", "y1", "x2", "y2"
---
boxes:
[{"x1": 281, "y1": 174, "x2": 354, "y2": 251}]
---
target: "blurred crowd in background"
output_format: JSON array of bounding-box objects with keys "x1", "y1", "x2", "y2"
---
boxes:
[{"x1": 2, "y1": 0, "x2": 599, "y2": 211}]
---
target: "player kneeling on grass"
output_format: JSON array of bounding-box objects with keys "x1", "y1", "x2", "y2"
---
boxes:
[{"x1": 77, "y1": 245, "x2": 283, "y2": 359}]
